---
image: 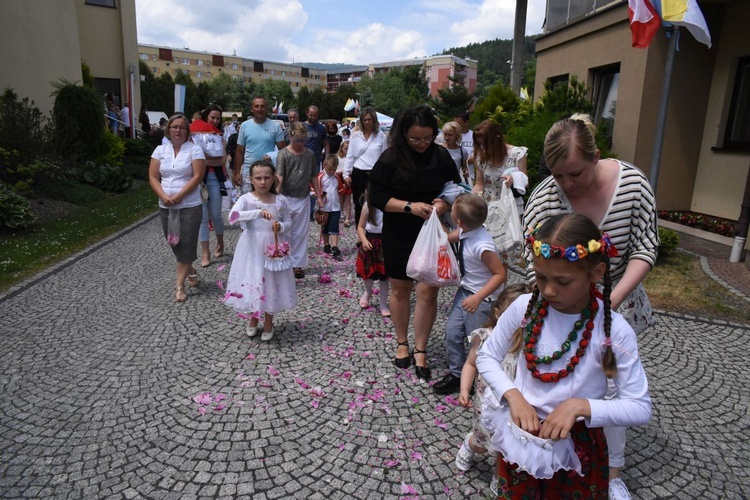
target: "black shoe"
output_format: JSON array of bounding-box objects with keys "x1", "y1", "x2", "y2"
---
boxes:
[
  {"x1": 413, "y1": 348, "x2": 431, "y2": 380},
  {"x1": 323, "y1": 244, "x2": 331, "y2": 254},
  {"x1": 219, "y1": 186, "x2": 228, "y2": 196},
  {"x1": 331, "y1": 246, "x2": 341, "y2": 257},
  {"x1": 432, "y1": 373, "x2": 461, "y2": 395},
  {"x1": 394, "y1": 341, "x2": 411, "y2": 369}
]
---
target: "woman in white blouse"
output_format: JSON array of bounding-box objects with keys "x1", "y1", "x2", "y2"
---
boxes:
[
  {"x1": 343, "y1": 106, "x2": 389, "y2": 226},
  {"x1": 148, "y1": 113, "x2": 207, "y2": 302}
]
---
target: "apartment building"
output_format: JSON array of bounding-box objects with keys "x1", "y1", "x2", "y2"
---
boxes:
[
  {"x1": 326, "y1": 66, "x2": 369, "y2": 93},
  {"x1": 138, "y1": 44, "x2": 327, "y2": 93},
  {"x1": 368, "y1": 55, "x2": 478, "y2": 98}
]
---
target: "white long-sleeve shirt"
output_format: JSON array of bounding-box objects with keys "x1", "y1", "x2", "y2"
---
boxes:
[
  {"x1": 476, "y1": 294, "x2": 651, "y2": 429},
  {"x1": 342, "y1": 129, "x2": 389, "y2": 179}
]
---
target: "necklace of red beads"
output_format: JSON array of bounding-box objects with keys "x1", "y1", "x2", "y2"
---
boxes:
[{"x1": 523, "y1": 292, "x2": 599, "y2": 383}]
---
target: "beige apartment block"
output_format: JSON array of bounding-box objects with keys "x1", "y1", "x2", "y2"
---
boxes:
[
  {"x1": 138, "y1": 45, "x2": 327, "y2": 93},
  {"x1": 1, "y1": 0, "x2": 140, "y2": 130},
  {"x1": 368, "y1": 55, "x2": 478, "y2": 98}
]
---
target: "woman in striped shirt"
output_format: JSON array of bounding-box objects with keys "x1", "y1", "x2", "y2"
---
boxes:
[{"x1": 522, "y1": 113, "x2": 659, "y2": 500}]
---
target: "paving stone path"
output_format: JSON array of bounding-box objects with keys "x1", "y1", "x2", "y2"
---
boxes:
[{"x1": 0, "y1": 214, "x2": 748, "y2": 499}]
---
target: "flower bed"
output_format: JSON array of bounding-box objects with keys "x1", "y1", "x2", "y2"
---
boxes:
[{"x1": 658, "y1": 210, "x2": 735, "y2": 237}]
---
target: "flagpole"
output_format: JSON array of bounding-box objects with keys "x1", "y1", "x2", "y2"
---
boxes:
[{"x1": 649, "y1": 26, "x2": 680, "y2": 191}]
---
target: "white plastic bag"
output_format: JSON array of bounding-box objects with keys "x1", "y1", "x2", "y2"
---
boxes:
[
  {"x1": 166, "y1": 208, "x2": 180, "y2": 246},
  {"x1": 221, "y1": 180, "x2": 237, "y2": 213},
  {"x1": 192, "y1": 132, "x2": 224, "y2": 158},
  {"x1": 406, "y1": 208, "x2": 460, "y2": 287},
  {"x1": 485, "y1": 183, "x2": 523, "y2": 253}
]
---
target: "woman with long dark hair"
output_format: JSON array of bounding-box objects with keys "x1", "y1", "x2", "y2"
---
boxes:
[{"x1": 368, "y1": 105, "x2": 461, "y2": 380}]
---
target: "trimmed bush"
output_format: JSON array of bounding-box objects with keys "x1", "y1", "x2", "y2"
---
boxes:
[
  {"x1": 658, "y1": 227, "x2": 680, "y2": 259},
  {"x1": 71, "y1": 161, "x2": 132, "y2": 193},
  {"x1": 33, "y1": 177, "x2": 105, "y2": 205},
  {"x1": 51, "y1": 80, "x2": 105, "y2": 164},
  {"x1": 95, "y1": 129, "x2": 125, "y2": 167},
  {"x1": 124, "y1": 138, "x2": 154, "y2": 157}
]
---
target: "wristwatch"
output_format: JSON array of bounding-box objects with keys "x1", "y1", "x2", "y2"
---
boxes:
[{"x1": 404, "y1": 202, "x2": 412, "y2": 213}]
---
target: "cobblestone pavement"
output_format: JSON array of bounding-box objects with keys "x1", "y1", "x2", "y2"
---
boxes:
[{"x1": 1, "y1": 214, "x2": 749, "y2": 499}]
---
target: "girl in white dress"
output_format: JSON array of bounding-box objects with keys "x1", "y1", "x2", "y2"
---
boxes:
[{"x1": 224, "y1": 159, "x2": 296, "y2": 341}]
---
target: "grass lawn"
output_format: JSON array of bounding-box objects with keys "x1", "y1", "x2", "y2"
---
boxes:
[{"x1": 0, "y1": 181, "x2": 156, "y2": 291}]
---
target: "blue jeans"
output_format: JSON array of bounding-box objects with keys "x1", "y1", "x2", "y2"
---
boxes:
[
  {"x1": 199, "y1": 171, "x2": 224, "y2": 242},
  {"x1": 444, "y1": 287, "x2": 493, "y2": 377},
  {"x1": 321, "y1": 210, "x2": 341, "y2": 235}
]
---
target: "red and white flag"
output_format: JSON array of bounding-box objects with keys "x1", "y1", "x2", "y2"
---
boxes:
[{"x1": 629, "y1": 0, "x2": 661, "y2": 48}]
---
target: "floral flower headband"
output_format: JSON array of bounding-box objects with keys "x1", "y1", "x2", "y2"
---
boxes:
[{"x1": 525, "y1": 223, "x2": 618, "y2": 261}]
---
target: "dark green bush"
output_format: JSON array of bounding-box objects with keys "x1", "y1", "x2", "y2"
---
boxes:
[
  {"x1": 0, "y1": 182, "x2": 35, "y2": 229},
  {"x1": 0, "y1": 89, "x2": 54, "y2": 184},
  {"x1": 95, "y1": 129, "x2": 124, "y2": 167},
  {"x1": 51, "y1": 80, "x2": 105, "y2": 164},
  {"x1": 123, "y1": 138, "x2": 154, "y2": 157},
  {"x1": 658, "y1": 227, "x2": 680, "y2": 259},
  {"x1": 71, "y1": 161, "x2": 132, "y2": 193},
  {"x1": 470, "y1": 82, "x2": 521, "y2": 130},
  {"x1": 123, "y1": 157, "x2": 150, "y2": 182}
]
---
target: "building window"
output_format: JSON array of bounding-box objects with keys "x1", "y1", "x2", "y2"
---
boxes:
[
  {"x1": 723, "y1": 56, "x2": 750, "y2": 151},
  {"x1": 197, "y1": 60, "x2": 204, "y2": 66},
  {"x1": 206, "y1": 72, "x2": 211, "y2": 78},
  {"x1": 139, "y1": 53, "x2": 149, "y2": 61},
  {"x1": 85, "y1": 0, "x2": 116, "y2": 7},
  {"x1": 270, "y1": 70, "x2": 276, "y2": 76},
  {"x1": 591, "y1": 64, "x2": 620, "y2": 149},
  {"x1": 232, "y1": 63, "x2": 239, "y2": 70},
  {"x1": 547, "y1": 74, "x2": 569, "y2": 89},
  {"x1": 181, "y1": 58, "x2": 190, "y2": 65},
  {"x1": 197, "y1": 71, "x2": 203, "y2": 78},
  {"x1": 174, "y1": 57, "x2": 178, "y2": 64},
  {"x1": 152, "y1": 55, "x2": 157, "y2": 61},
  {"x1": 152, "y1": 67, "x2": 158, "y2": 74}
]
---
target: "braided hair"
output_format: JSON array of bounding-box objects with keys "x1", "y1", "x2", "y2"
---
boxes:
[{"x1": 512, "y1": 213, "x2": 618, "y2": 378}]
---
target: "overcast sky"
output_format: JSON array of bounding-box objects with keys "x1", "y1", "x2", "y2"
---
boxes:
[{"x1": 136, "y1": 0, "x2": 547, "y2": 65}]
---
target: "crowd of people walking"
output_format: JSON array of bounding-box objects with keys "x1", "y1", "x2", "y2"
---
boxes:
[{"x1": 147, "y1": 99, "x2": 658, "y2": 499}]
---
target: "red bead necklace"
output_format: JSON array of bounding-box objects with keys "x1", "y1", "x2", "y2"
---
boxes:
[{"x1": 523, "y1": 293, "x2": 599, "y2": 383}]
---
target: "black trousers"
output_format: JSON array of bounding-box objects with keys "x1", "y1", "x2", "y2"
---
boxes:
[{"x1": 351, "y1": 168, "x2": 370, "y2": 226}]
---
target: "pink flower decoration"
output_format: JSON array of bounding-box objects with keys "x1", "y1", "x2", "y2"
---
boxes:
[
  {"x1": 194, "y1": 392, "x2": 212, "y2": 405},
  {"x1": 319, "y1": 272, "x2": 332, "y2": 284}
]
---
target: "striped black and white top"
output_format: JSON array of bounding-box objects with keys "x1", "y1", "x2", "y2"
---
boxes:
[{"x1": 523, "y1": 160, "x2": 659, "y2": 284}]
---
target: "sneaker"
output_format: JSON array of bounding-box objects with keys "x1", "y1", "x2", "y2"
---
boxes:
[
  {"x1": 323, "y1": 244, "x2": 332, "y2": 254},
  {"x1": 246, "y1": 324, "x2": 258, "y2": 338},
  {"x1": 261, "y1": 328, "x2": 274, "y2": 341},
  {"x1": 331, "y1": 246, "x2": 341, "y2": 257},
  {"x1": 608, "y1": 478, "x2": 632, "y2": 500},
  {"x1": 455, "y1": 433, "x2": 477, "y2": 471},
  {"x1": 433, "y1": 372, "x2": 461, "y2": 395}
]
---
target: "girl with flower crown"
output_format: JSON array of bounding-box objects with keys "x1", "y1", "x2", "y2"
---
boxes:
[
  {"x1": 224, "y1": 158, "x2": 296, "y2": 342},
  {"x1": 476, "y1": 213, "x2": 651, "y2": 499}
]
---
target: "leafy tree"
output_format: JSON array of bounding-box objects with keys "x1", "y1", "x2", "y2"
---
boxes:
[
  {"x1": 51, "y1": 80, "x2": 106, "y2": 164},
  {"x1": 80, "y1": 61, "x2": 95, "y2": 89},
  {"x1": 434, "y1": 74, "x2": 474, "y2": 123},
  {"x1": 294, "y1": 87, "x2": 311, "y2": 119},
  {"x1": 207, "y1": 72, "x2": 235, "y2": 110},
  {"x1": 471, "y1": 81, "x2": 521, "y2": 131}
]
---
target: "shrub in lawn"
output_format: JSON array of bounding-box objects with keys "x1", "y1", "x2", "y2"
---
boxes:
[
  {"x1": 658, "y1": 227, "x2": 680, "y2": 260},
  {"x1": 0, "y1": 182, "x2": 35, "y2": 229}
]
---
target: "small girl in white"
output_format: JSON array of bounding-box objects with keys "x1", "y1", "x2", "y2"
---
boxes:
[
  {"x1": 476, "y1": 213, "x2": 651, "y2": 498},
  {"x1": 355, "y1": 187, "x2": 390, "y2": 317},
  {"x1": 224, "y1": 158, "x2": 296, "y2": 341}
]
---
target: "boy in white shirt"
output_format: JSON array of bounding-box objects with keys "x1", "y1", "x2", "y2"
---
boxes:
[
  {"x1": 318, "y1": 156, "x2": 343, "y2": 257},
  {"x1": 433, "y1": 194, "x2": 507, "y2": 395}
]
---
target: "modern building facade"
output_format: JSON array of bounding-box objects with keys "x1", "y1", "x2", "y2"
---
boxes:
[
  {"x1": 138, "y1": 44, "x2": 327, "y2": 93},
  {"x1": 534, "y1": 0, "x2": 750, "y2": 226},
  {"x1": 1, "y1": 0, "x2": 141, "y2": 132}
]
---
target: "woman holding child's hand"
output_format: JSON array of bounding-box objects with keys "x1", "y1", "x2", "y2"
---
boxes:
[{"x1": 369, "y1": 105, "x2": 461, "y2": 381}]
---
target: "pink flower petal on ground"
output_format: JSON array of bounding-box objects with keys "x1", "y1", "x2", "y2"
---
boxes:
[
  {"x1": 444, "y1": 485, "x2": 452, "y2": 495},
  {"x1": 198, "y1": 407, "x2": 206, "y2": 416},
  {"x1": 394, "y1": 388, "x2": 401, "y2": 395},
  {"x1": 268, "y1": 365, "x2": 280, "y2": 377},
  {"x1": 213, "y1": 404, "x2": 225, "y2": 412},
  {"x1": 236, "y1": 313, "x2": 250, "y2": 320},
  {"x1": 411, "y1": 451, "x2": 423, "y2": 461},
  {"x1": 216, "y1": 280, "x2": 224, "y2": 290},
  {"x1": 246, "y1": 353, "x2": 256, "y2": 360},
  {"x1": 193, "y1": 392, "x2": 212, "y2": 405},
  {"x1": 339, "y1": 443, "x2": 345, "y2": 451},
  {"x1": 433, "y1": 418, "x2": 449, "y2": 430},
  {"x1": 400, "y1": 482, "x2": 419, "y2": 495},
  {"x1": 294, "y1": 377, "x2": 310, "y2": 389},
  {"x1": 361, "y1": 351, "x2": 372, "y2": 357},
  {"x1": 311, "y1": 400, "x2": 319, "y2": 408},
  {"x1": 217, "y1": 264, "x2": 226, "y2": 272},
  {"x1": 341, "y1": 371, "x2": 352, "y2": 379},
  {"x1": 384, "y1": 460, "x2": 399, "y2": 467},
  {"x1": 256, "y1": 378, "x2": 271, "y2": 387},
  {"x1": 411, "y1": 397, "x2": 419, "y2": 404},
  {"x1": 435, "y1": 404, "x2": 449, "y2": 413},
  {"x1": 445, "y1": 395, "x2": 460, "y2": 406},
  {"x1": 309, "y1": 387, "x2": 326, "y2": 398},
  {"x1": 342, "y1": 318, "x2": 349, "y2": 324},
  {"x1": 214, "y1": 393, "x2": 226, "y2": 402}
]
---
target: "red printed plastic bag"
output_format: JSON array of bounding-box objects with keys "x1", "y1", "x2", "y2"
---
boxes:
[{"x1": 406, "y1": 207, "x2": 460, "y2": 287}]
